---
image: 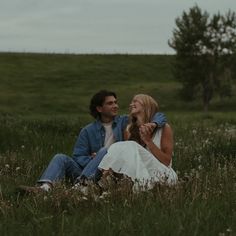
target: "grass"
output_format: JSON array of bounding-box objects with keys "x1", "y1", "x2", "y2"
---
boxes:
[
  {"x1": 0, "y1": 112, "x2": 235, "y2": 236},
  {"x1": 0, "y1": 52, "x2": 235, "y2": 117},
  {"x1": 0, "y1": 53, "x2": 176, "y2": 117},
  {"x1": 0, "y1": 52, "x2": 236, "y2": 235}
]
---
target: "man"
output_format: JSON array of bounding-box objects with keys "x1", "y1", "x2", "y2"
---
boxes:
[{"x1": 19, "y1": 90, "x2": 166, "y2": 193}]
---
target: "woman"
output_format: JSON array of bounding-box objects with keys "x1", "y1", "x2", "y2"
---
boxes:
[{"x1": 98, "y1": 94, "x2": 177, "y2": 190}]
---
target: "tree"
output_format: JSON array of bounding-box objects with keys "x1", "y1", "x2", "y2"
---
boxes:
[{"x1": 169, "y1": 5, "x2": 236, "y2": 112}]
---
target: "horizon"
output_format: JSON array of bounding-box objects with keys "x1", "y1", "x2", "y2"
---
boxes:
[
  {"x1": 0, "y1": 50, "x2": 176, "y2": 56},
  {"x1": 1, "y1": 0, "x2": 235, "y2": 54}
]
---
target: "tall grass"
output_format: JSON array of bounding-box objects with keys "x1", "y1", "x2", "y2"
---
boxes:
[{"x1": 0, "y1": 113, "x2": 235, "y2": 236}]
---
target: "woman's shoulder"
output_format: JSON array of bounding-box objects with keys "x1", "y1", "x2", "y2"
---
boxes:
[
  {"x1": 154, "y1": 123, "x2": 172, "y2": 137},
  {"x1": 162, "y1": 123, "x2": 172, "y2": 133},
  {"x1": 160, "y1": 123, "x2": 173, "y2": 141}
]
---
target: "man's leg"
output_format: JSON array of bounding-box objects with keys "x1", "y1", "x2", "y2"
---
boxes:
[
  {"x1": 77, "y1": 147, "x2": 107, "y2": 180},
  {"x1": 38, "y1": 153, "x2": 83, "y2": 185},
  {"x1": 18, "y1": 153, "x2": 83, "y2": 194},
  {"x1": 72, "y1": 148, "x2": 107, "y2": 195}
]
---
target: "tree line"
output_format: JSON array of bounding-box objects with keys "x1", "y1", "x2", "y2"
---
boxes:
[{"x1": 169, "y1": 5, "x2": 236, "y2": 112}]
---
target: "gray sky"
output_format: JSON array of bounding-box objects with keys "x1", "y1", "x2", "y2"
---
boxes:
[{"x1": 0, "y1": 0, "x2": 235, "y2": 54}]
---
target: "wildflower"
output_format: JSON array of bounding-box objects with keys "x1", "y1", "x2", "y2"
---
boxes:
[
  {"x1": 5, "y1": 164, "x2": 10, "y2": 169},
  {"x1": 218, "y1": 232, "x2": 225, "y2": 236},
  {"x1": 198, "y1": 155, "x2": 202, "y2": 161},
  {"x1": 226, "y1": 127, "x2": 236, "y2": 138},
  {"x1": 21, "y1": 145, "x2": 25, "y2": 149},
  {"x1": 99, "y1": 191, "x2": 110, "y2": 200}
]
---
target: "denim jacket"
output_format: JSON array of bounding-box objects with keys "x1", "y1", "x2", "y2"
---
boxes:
[{"x1": 72, "y1": 113, "x2": 166, "y2": 168}]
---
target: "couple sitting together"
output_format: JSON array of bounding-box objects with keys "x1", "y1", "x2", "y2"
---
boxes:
[{"x1": 19, "y1": 90, "x2": 177, "y2": 194}]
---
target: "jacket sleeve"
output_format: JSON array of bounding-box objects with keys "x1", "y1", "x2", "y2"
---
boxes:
[
  {"x1": 151, "y1": 112, "x2": 167, "y2": 127},
  {"x1": 72, "y1": 128, "x2": 93, "y2": 168}
]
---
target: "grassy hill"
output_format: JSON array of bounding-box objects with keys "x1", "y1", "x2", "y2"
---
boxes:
[{"x1": 1, "y1": 52, "x2": 235, "y2": 121}]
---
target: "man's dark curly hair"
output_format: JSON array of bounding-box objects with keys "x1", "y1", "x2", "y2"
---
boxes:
[{"x1": 89, "y1": 90, "x2": 117, "y2": 119}]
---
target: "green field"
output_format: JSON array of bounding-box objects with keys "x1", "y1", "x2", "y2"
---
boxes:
[
  {"x1": 0, "y1": 53, "x2": 235, "y2": 235},
  {"x1": 1, "y1": 52, "x2": 235, "y2": 118}
]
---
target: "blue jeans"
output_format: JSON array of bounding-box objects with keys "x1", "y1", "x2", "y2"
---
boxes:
[
  {"x1": 38, "y1": 153, "x2": 83, "y2": 184},
  {"x1": 38, "y1": 148, "x2": 107, "y2": 184},
  {"x1": 79, "y1": 147, "x2": 107, "y2": 179}
]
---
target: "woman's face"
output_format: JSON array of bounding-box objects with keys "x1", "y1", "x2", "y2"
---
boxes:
[{"x1": 129, "y1": 97, "x2": 144, "y2": 116}]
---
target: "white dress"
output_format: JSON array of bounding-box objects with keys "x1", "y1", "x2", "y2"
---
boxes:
[{"x1": 98, "y1": 128, "x2": 178, "y2": 189}]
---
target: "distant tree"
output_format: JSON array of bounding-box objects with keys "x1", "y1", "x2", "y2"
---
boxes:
[{"x1": 169, "y1": 5, "x2": 236, "y2": 112}]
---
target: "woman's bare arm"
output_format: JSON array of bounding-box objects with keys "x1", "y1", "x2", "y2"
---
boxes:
[
  {"x1": 140, "y1": 124, "x2": 173, "y2": 166},
  {"x1": 124, "y1": 125, "x2": 131, "y2": 141}
]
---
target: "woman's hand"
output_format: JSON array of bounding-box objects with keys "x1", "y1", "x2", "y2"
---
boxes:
[{"x1": 139, "y1": 124, "x2": 154, "y2": 144}]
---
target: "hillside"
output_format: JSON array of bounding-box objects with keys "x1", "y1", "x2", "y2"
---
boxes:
[{"x1": 0, "y1": 53, "x2": 235, "y2": 119}]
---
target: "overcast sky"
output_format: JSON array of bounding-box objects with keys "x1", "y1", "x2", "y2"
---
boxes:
[{"x1": 0, "y1": 0, "x2": 235, "y2": 54}]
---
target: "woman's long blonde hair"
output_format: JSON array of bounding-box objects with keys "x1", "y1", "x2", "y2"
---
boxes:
[{"x1": 128, "y1": 94, "x2": 159, "y2": 146}]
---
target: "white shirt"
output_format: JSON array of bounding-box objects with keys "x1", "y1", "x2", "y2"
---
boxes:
[{"x1": 102, "y1": 122, "x2": 115, "y2": 148}]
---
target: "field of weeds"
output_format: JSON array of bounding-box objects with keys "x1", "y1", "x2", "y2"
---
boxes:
[{"x1": 0, "y1": 113, "x2": 235, "y2": 236}]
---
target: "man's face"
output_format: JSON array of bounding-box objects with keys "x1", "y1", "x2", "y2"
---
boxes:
[{"x1": 97, "y1": 96, "x2": 119, "y2": 121}]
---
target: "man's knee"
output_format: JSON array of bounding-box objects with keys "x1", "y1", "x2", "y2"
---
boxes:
[
  {"x1": 52, "y1": 153, "x2": 70, "y2": 163},
  {"x1": 96, "y1": 147, "x2": 107, "y2": 157}
]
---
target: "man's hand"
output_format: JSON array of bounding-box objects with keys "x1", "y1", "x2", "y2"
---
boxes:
[{"x1": 91, "y1": 152, "x2": 97, "y2": 158}]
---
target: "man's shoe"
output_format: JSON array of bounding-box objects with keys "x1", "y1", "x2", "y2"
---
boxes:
[{"x1": 17, "y1": 185, "x2": 46, "y2": 195}]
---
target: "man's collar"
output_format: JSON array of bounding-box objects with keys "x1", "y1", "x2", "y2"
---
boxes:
[
  {"x1": 95, "y1": 116, "x2": 118, "y2": 130},
  {"x1": 94, "y1": 119, "x2": 103, "y2": 130},
  {"x1": 113, "y1": 116, "x2": 119, "y2": 124}
]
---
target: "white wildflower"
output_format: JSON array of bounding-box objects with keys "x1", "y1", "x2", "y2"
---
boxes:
[
  {"x1": 222, "y1": 48, "x2": 229, "y2": 54},
  {"x1": 198, "y1": 155, "x2": 202, "y2": 161},
  {"x1": 219, "y1": 27, "x2": 224, "y2": 33}
]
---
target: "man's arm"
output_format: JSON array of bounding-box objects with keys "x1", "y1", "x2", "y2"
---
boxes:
[
  {"x1": 120, "y1": 113, "x2": 166, "y2": 139},
  {"x1": 151, "y1": 112, "x2": 167, "y2": 128},
  {"x1": 72, "y1": 128, "x2": 93, "y2": 168},
  {"x1": 140, "y1": 112, "x2": 167, "y2": 136}
]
